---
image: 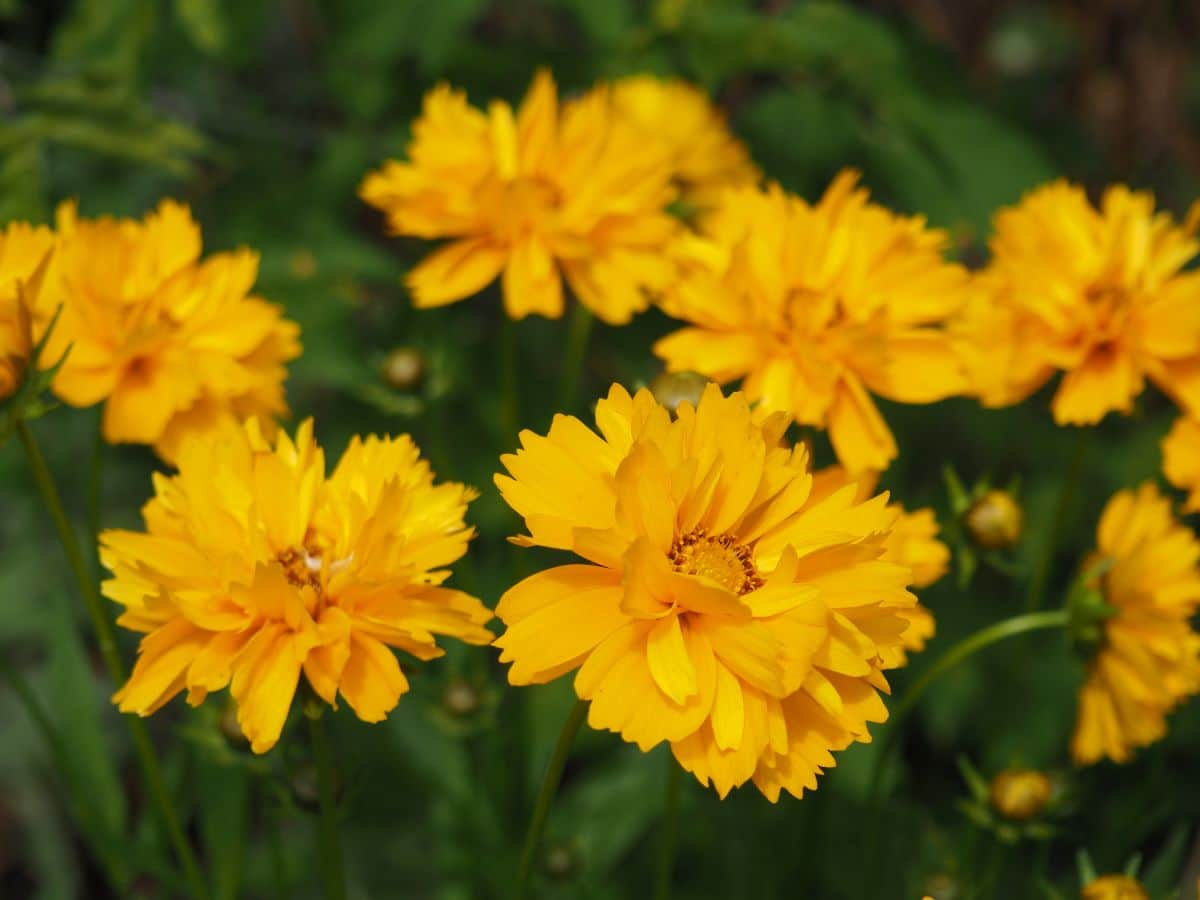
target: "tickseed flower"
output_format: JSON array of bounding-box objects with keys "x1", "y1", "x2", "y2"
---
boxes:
[
  {"x1": 40, "y1": 200, "x2": 301, "y2": 461},
  {"x1": 810, "y1": 465, "x2": 948, "y2": 663},
  {"x1": 654, "y1": 173, "x2": 971, "y2": 473},
  {"x1": 989, "y1": 768, "x2": 1053, "y2": 821},
  {"x1": 1081, "y1": 875, "x2": 1149, "y2": 900},
  {"x1": 359, "y1": 70, "x2": 680, "y2": 324},
  {"x1": 1071, "y1": 483, "x2": 1200, "y2": 765},
  {"x1": 494, "y1": 383, "x2": 921, "y2": 800},
  {"x1": 103, "y1": 419, "x2": 492, "y2": 753},
  {"x1": 0, "y1": 221, "x2": 55, "y2": 400},
  {"x1": 1163, "y1": 416, "x2": 1200, "y2": 512},
  {"x1": 962, "y1": 181, "x2": 1200, "y2": 424},
  {"x1": 610, "y1": 74, "x2": 757, "y2": 212}
]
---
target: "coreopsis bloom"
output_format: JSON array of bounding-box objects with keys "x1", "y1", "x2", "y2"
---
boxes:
[
  {"x1": 610, "y1": 75, "x2": 757, "y2": 211},
  {"x1": 1163, "y1": 417, "x2": 1200, "y2": 512},
  {"x1": 810, "y1": 465, "x2": 948, "y2": 663},
  {"x1": 654, "y1": 173, "x2": 971, "y2": 473},
  {"x1": 0, "y1": 221, "x2": 55, "y2": 400},
  {"x1": 1071, "y1": 483, "x2": 1200, "y2": 765},
  {"x1": 1081, "y1": 875, "x2": 1148, "y2": 900},
  {"x1": 103, "y1": 419, "x2": 492, "y2": 753},
  {"x1": 494, "y1": 383, "x2": 922, "y2": 800},
  {"x1": 963, "y1": 181, "x2": 1200, "y2": 424},
  {"x1": 989, "y1": 768, "x2": 1052, "y2": 821},
  {"x1": 40, "y1": 200, "x2": 300, "y2": 460},
  {"x1": 359, "y1": 70, "x2": 679, "y2": 323}
]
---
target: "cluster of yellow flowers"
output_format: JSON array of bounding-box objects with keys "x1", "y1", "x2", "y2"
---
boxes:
[{"x1": 4, "y1": 70, "x2": 1200, "y2": 832}]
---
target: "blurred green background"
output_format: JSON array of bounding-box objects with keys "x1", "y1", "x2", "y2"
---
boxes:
[{"x1": 2, "y1": 1, "x2": 1200, "y2": 897}]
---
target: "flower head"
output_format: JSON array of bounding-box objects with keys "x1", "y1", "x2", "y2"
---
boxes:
[
  {"x1": 494, "y1": 383, "x2": 922, "y2": 800},
  {"x1": 964, "y1": 489, "x2": 1024, "y2": 550},
  {"x1": 1163, "y1": 416, "x2": 1200, "y2": 513},
  {"x1": 37, "y1": 201, "x2": 300, "y2": 460},
  {"x1": 610, "y1": 75, "x2": 757, "y2": 211},
  {"x1": 360, "y1": 70, "x2": 680, "y2": 324},
  {"x1": 0, "y1": 221, "x2": 55, "y2": 400},
  {"x1": 104, "y1": 419, "x2": 492, "y2": 753},
  {"x1": 654, "y1": 173, "x2": 971, "y2": 473},
  {"x1": 962, "y1": 181, "x2": 1200, "y2": 424},
  {"x1": 1081, "y1": 875, "x2": 1149, "y2": 900},
  {"x1": 1071, "y1": 483, "x2": 1200, "y2": 764}
]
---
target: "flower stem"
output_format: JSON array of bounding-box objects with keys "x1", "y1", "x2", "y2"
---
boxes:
[
  {"x1": 515, "y1": 699, "x2": 588, "y2": 899},
  {"x1": 653, "y1": 756, "x2": 682, "y2": 900},
  {"x1": 16, "y1": 419, "x2": 208, "y2": 900},
  {"x1": 86, "y1": 413, "x2": 104, "y2": 577},
  {"x1": 307, "y1": 713, "x2": 346, "y2": 900},
  {"x1": 558, "y1": 303, "x2": 594, "y2": 412},
  {"x1": 1027, "y1": 428, "x2": 1088, "y2": 612},
  {"x1": 500, "y1": 316, "x2": 520, "y2": 447}
]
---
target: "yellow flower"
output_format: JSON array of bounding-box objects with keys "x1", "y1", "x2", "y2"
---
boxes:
[
  {"x1": 654, "y1": 173, "x2": 971, "y2": 473},
  {"x1": 494, "y1": 383, "x2": 920, "y2": 800},
  {"x1": 38, "y1": 200, "x2": 301, "y2": 460},
  {"x1": 610, "y1": 74, "x2": 758, "y2": 211},
  {"x1": 1163, "y1": 416, "x2": 1200, "y2": 513},
  {"x1": 359, "y1": 70, "x2": 680, "y2": 324},
  {"x1": 810, "y1": 464, "x2": 947, "y2": 662},
  {"x1": 963, "y1": 181, "x2": 1200, "y2": 424},
  {"x1": 1071, "y1": 483, "x2": 1200, "y2": 765},
  {"x1": 988, "y1": 768, "x2": 1052, "y2": 821},
  {"x1": 1081, "y1": 875, "x2": 1149, "y2": 900},
  {"x1": 0, "y1": 221, "x2": 55, "y2": 399},
  {"x1": 103, "y1": 419, "x2": 492, "y2": 753}
]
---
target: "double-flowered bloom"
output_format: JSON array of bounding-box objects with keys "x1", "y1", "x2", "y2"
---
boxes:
[
  {"x1": 104, "y1": 419, "x2": 492, "y2": 753},
  {"x1": 654, "y1": 172, "x2": 971, "y2": 473},
  {"x1": 494, "y1": 383, "x2": 927, "y2": 799},
  {"x1": 1071, "y1": 483, "x2": 1200, "y2": 764}
]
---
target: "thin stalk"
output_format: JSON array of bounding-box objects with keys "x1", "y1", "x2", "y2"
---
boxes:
[
  {"x1": 1027, "y1": 429, "x2": 1087, "y2": 612},
  {"x1": 86, "y1": 413, "x2": 104, "y2": 578},
  {"x1": 17, "y1": 420, "x2": 208, "y2": 900},
  {"x1": 558, "y1": 303, "x2": 594, "y2": 412},
  {"x1": 307, "y1": 714, "x2": 346, "y2": 900},
  {"x1": 653, "y1": 757, "x2": 682, "y2": 900},
  {"x1": 500, "y1": 316, "x2": 520, "y2": 447},
  {"x1": 515, "y1": 699, "x2": 588, "y2": 899}
]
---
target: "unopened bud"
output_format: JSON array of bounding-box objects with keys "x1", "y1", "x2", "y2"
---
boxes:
[
  {"x1": 989, "y1": 769, "x2": 1052, "y2": 821},
  {"x1": 964, "y1": 490, "x2": 1023, "y2": 550},
  {"x1": 442, "y1": 679, "x2": 481, "y2": 718},
  {"x1": 1081, "y1": 874, "x2": 1148, "y2": 900},
  {"x1": 650, "y1": 370, "x2": 709, "y2": 417},
  {"x1": 381, "y1": 346, "x2": 426, "y2": 391},
  {"x1": 290, "y1": 761, "x2": 342, "y2": 813},
  {"x1": 541, "y1": 839, "x2": 579, "y2": 881}
]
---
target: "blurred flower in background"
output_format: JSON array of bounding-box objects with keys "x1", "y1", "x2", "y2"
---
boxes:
[
  {"x1": 0, "y1": 222, "x2": 53, "y2": 401},
  {"x1": 1081, "y1": 873, "x2": 1149, "y2": 900},
  {"x1": 360, "y1": 70, "x2": 681, "y2": 323},
  {"x1": 1071, "y1": 483, "x2": 1200, "y2": 764},
  {"x1": 1162, "y1": 417, "x2": 1200, "y2": 512},
  {"x1": 104, "y1": 419, "x2": 492, "y2": 753},
  {"x1": 654, "y1": 172, "x2": 971, "y2": 473}
]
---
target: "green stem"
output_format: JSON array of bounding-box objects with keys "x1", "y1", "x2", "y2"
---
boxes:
[
  {"x1": 558, "y1": 303, "x2": 594, "y2": 412},
  {"x1": 87, "y1": 413, "x2": 104, "y2": 576},
  {"x1": 16, "y1": 420, "x2": 209, "y2": 900},
  {"x1": 515, "y1": 699, "x2": 588, "y2": 899},
  {"x1": 500, "y1": 316, "x2": 520, "y2": 448},
  {"x1": 653, "y1": 757, "x2": 682, "y2": 900},
  {"x1": 308, "y1": 713, "x2": 346, "y2": 900},
  {"x1": 1027, "y1": 429, "x2": 1087, "y2": 612}
]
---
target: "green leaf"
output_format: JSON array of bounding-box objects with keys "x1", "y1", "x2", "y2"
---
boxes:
[{"x1": 174, "y1": 0, "x2": 228, "y2": 54}]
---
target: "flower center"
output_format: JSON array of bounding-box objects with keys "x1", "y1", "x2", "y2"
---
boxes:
[
  {"x1": 667, "y1": 529, "x2": 762, "y2": 595},
  {"x1": 277, "y1": 546, "x2": 323, "y2": 593}
]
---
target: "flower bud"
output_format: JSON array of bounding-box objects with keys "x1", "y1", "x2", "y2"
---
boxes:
[
  {"x1": 381, "y1": 346, "x2": 426, "y2": 391},
  {"x1": 650, "y1": 370, "x2": 709, "y2": 417},
  {"x1": 964, "y1": 490, "x2": 1023, "y2": 550},
  {"x1": 290, "y1": 760, "x2": 342, "y2": 813},
  {"x1": 541, "y1": 839, "x2": 579, "y2": 881},
  {"x1": 441, "y1": 679, "x2": 481, "y2": 718},
  {"x1": 1081, "y1": 874, "x2": 1148, "y2": 900},
  {"x1": 989, "y1": 769, "x2": 1052, "y2": 821},
  {"x1": 219, "y1": 701, "x2": 248, "y2": 747}
]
